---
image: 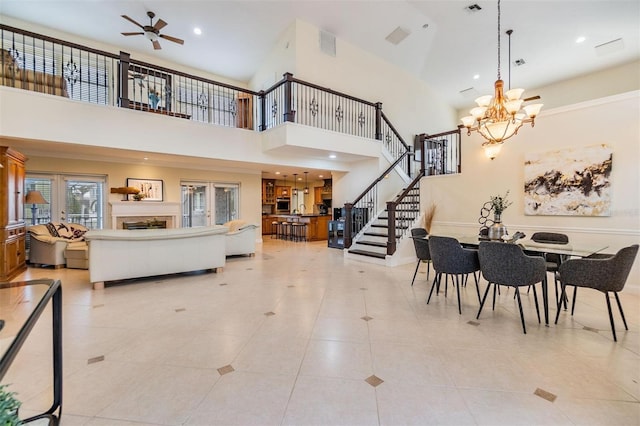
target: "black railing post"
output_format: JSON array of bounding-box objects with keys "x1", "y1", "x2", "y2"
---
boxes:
[
  {"x1": 259, "y1": 90, "x2": 266, "y2": 131},
  {"x1": 418, "y1": 133, "x2": 426, "y2": 175},
  {"x1": 386, "y1": 201, "x2": 397, "y2": 255},
  {"x1": 344, "y1": 203, "x2": 354, "y2": 248},
  {"x1": 283, "y1": 72, "x2": 295, "y2": 123},
  {"x1": 375, "y1": 102, "x2": 383, "y2": 140},
  {"x1": 118, "y1": 51, "x2": 130, "y2": 109}
]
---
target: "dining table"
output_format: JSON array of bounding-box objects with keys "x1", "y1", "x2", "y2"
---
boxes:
[{"x1": 427, "y1": 234, "x2": 609, "y2": 326}]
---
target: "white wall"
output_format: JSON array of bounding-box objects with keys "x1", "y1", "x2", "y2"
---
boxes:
[
  {"x1": 422, "y1": 91, "x2": 640, "y2": 290},
  {"x1": 23, "y1": 155, "x2": 263, "y2": 231}
]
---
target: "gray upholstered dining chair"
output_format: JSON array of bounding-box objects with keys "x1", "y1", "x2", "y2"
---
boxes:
[
  {"x1": 410, "y1": 228, "x2": 431, "y2": 286},
  {"x1": 531, "y1": 232, "x2": 569, "y2": 308},
  {"x1": 555, "y1": 244, "x2": 638, "y2": 342},
  {"x1": 427, "y1": 236, "x2": 480, "y2": 314},
  {"x1": 477, "y1": 241, "x2": 547, "y2": 334}
]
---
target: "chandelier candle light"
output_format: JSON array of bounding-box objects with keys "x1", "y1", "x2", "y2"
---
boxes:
[{"x1": 460, "y1": 0, "x2": 543, "y2": 159}]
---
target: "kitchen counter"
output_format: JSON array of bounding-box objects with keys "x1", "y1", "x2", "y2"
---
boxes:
[{"x1": 264, "y1": 214, "x2": 331, "y2": 241}]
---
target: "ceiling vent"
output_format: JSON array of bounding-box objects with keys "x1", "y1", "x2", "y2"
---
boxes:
[
  {"x1": 595, "y1": 38, "x2": 624, "y2": 56},
  {"x1": 320, "y1": 30, "x2": 336, "y2": 57},
  {"x1": 385, "y1": 26, "x2": 411, "y2": 45},
  {"x1": 514, "y1": 58, "x2": 526, "y2": 66},
  {"x1": 466, "y1": 4, "x2": 482, "y2": 12},
  {"x1": 459, "y1": 87, "x2": 480, "y2": 99}
]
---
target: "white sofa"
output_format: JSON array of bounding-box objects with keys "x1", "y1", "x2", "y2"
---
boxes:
[
  {"x1": 223, "y1": 220, "x2": 258, "y2": 257},
  {"x1": 29, "y1": 222, "x2": 88, "y2": 268},
  {"x1": 84, "y1": 226, "x2": 228, "y2": 289}
]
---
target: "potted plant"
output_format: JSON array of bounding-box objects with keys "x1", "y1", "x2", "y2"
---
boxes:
[
  {"x1": 488, "y1": 190, "x2": 513, "y2": 240},
  {"x1": 0, "y1": 384, "x2": 21, "y2": 426}
]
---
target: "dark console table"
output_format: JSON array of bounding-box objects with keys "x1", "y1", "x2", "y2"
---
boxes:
[{"x1": 0, "y1": 279, "x2": 62, "y2": 425}]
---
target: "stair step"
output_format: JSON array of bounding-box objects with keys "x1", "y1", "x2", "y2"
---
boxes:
[
  {"x1": 357, "y1": 240, "x2": 387, "y2": 248},
  {"x1": 371, "y1": 224, "x2": 409, "y2": 230},
  {"x1": 348, "y1": 249, "x2": 387, "y2": 259},
  {"x1": 364, "y1": 231, "x2": 402, "y2": 238}
]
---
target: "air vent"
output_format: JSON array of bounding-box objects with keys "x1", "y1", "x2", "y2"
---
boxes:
[
  {"x1": 320, "y1": 30, "x2": 336, "y2": 57},
  {"x1": 459, "y1": 87, "x2": 480, "y2": 99},
  {"x1": 595, "y1": 38, "x2": 624, "y2": 56},
  {"x1": 514, "y1": 58, "x2": 526, "y2": 66},
  {"x1": 466, "y1": 4, "x2": 482, "y2": 12},
  {"x1": 385, "y1": 26, "x2": 411, "y2": 45}
]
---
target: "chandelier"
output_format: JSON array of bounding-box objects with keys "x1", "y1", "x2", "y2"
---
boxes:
[{"x1": 460, "y1": 0, "x2": 543, "y2": 159}]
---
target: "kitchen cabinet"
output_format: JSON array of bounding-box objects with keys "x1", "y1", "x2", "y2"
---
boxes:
[
  {"x1": 1, "y1": 146, "x2": 27, "y2": 281},
  {"x1": 262, "y1": 179, "x2": 275, "y2": 204},
  {"x1": 262, "y1": 216, "x2": 274, "y2": 235},
  {"x1": 276, "y1": 186, "x2": 291, "y2": 198}
]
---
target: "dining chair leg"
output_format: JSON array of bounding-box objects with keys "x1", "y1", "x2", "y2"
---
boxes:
[
  {"x1": 515, "y1": 288, "x2": 527, "y2": 334},
  {"x1": 444, "y1": 274, "x2": 449, "y2": 298},
  {"x1": 614, "y1": 292, "x2": 628, "y2": 330},
  {"x1": 477, "y1": 282, "x2": 492, "y2": 320},
  {"x1": 455, "y1": 275, "x2": 462, "y2": 315},
  {"x1": 474, "y1": 272, "x2": 481, "y2": 303},
  {"x1": 605, "y1": 292, "x2": 617, "y2": 342},
  {"x1": 571, "y1": 287, "x2": 578, "y2": 316},
  {"x1": 411, "y1": 260, "x2": 420, "y2": 286},
  {"x1": 492, "y1": 282, "x2": 498, "y2": 311},
  {"x1": 555, "y1": 283, "x2": 567, "y2": 325},
  {"x1": 427, "y1": 262, "x2": 431, "y2": 280},
  {"x1": 532, "y1": 285, "x2": 541, "y2": 323},
  {"x1": 427, "y1": 274, "x2": 439, "y2": 304}
]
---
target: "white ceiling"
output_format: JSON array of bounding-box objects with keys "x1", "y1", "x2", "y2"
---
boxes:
[{"x1": 2, "y1": 0, "x2": 639, "y2": 178}]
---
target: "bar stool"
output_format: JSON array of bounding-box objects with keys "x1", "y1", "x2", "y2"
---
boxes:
[
  {"x1": 290, "y1": 222, "x2": 302, "y2": 241},
  {"x1": 270, "y1": 221, "x2": 279, "y2": 239},
  {"x1": 279, "y1": 222, "x2": 290, "y2": 240},
  {"x1": 292, "y1": 222, "x2": 307, "y2": 242}
]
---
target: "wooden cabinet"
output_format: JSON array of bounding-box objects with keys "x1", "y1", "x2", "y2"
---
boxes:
[
  {"x1": 261, "y1": 216, "x2": 273, "y2": 235},
  {"x1": 276, "y1": 186, "x2": 291, "y2": 198},
  {"x1": 314, "y1": 187, "x2": 323, "y2": 204},
  {"x1": 262, "y1": 179, "x2": 276, "y2": 204},
  {"x1": 1, "y1": 146, "x2": 27, "y2": 281}
]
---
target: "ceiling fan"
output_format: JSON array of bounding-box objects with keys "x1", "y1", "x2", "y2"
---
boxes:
[{"x1": 121, "y1": 11, "x2": 184, "y2": 50}]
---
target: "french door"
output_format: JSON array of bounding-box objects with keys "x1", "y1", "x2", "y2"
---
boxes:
[
  {"x1": 24, "y1": 174, "x2": 106, "y2": 229},
  {"x1": 181, "y1": 182, "x2": 239, "y2": 227}
]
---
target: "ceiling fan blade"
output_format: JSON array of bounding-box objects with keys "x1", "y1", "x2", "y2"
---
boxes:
[
  {"x1": 524, "y1": 95, "x2": 541, "y2": 102},
  {"x1": 121, "y1": 32, "x2": 144, "y2": 36},
  {"x1": 160, "y1": 34, "x2": 184, "y2": 45},
  {"x1": 153, "y1": 19, "x2": 168, "y2": 31},
  {"x1": 121, "y1": 15, "x2": 145, "y2": 30},
  {"x1": 152, "y1": 40, "x2": 162, "y2": 50}
]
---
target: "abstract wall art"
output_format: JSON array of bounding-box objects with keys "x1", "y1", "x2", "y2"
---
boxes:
[{"x1": 524, "y1": 144, "x2": 612, "y2": 216}]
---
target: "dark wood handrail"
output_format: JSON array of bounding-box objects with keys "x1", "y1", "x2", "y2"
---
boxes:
[
  {"x1": 393, "y1": 170, "x2": 424, "y2": 203},
  {"x1": 289, "y1": 76, "x2": 377, "y2": 107},
  {"x1": 0, "y1": 24, "x2": 118, "y2": 59},
  {"x1": 129, "y1": 56, "x2": 259, "y2": 96},
  {"x1": 380, "y1": 111, "x2": 410, "y2": 150},
  {"x1": 351, "y1": 150, "x2": 411, "y2": 206}
]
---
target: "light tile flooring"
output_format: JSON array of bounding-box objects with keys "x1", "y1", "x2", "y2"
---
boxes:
[{"x1": 4, "y1": 239, "x2": 640, "y2": 425}]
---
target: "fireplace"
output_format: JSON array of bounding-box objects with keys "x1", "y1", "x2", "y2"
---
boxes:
[
  {"x1": 122, "y1": 220, "x2": 167, "y2": 229},
  {"x1": 109, "y1": 201, "x2": 180, "y2": 229}
]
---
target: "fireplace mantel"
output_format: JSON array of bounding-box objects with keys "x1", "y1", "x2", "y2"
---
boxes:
[{"x1": 109, "y1": 201, "x2": 181, "y2": 229}]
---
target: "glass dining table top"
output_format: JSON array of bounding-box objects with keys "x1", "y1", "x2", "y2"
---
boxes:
[
  {"x1": 430, "y1": 235, "x2": 610, "y2": 258},
  {"x1": 0, "y1": 279, "x2": 58, "y2": 375}
]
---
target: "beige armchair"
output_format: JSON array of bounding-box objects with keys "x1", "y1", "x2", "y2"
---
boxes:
[
  {"x1": 29, "y1": 222, "x2": 88, "y2": 268},
  {"x1": 223, "y1": 220, "x2": 258, "y2": 257}
]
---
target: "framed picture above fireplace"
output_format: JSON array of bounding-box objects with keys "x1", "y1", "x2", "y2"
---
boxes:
[{"x1": 126, "y1": 178, "x2": 164, "y2": 201}]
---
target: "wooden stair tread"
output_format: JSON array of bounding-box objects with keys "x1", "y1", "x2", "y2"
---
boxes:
[{"x1": 348, "y1": 249, "x2": 387, "y2": 259}]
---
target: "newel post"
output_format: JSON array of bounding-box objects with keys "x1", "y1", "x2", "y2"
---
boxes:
[
  {"x1": 416, "y1": 133, "x2": 426, "y2": 176},
  {"x1": 258, "y1": 90, "x2": 266, "y2": 131},
  {"x1": 118, "y1": 51, "x2": 130, "y2": 109},
  {"x1": 374, "y1": 102, "x2": 383, "y2": 140},
  {"x1": 283, "y1": 72, "x2": 295, "y2": 123},
  {"x1": 386, "y1": 201, "x2": 397, "y2": 255},
  {"x1": 343, "y1": 203, "x2": 354, "y2": 249}
]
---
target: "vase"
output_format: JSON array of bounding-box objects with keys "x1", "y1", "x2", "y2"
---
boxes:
[{"x1": 488, "y1": 213, "x2": 508, "y2": 240}]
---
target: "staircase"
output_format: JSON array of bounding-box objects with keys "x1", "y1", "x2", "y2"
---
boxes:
[{"x1": 347, "y1": 186, "x2": 421, "y2": 260}]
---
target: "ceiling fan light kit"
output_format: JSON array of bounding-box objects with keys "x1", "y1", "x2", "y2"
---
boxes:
[
  {"x1": 460, "y1": 0, "x2": 543, "y2": 160},
  {"x1": 121, "y1": 11, "x2": 184, "y2": 50}
]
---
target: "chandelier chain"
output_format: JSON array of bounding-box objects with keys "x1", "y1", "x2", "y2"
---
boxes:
[{"x1": 497, "y1": 0, "x2": 501, "y2": 80}]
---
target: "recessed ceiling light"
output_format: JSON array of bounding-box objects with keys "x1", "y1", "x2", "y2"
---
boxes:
[
  {"x1": 193, "y1": 27, "x2": 202, "y2": 35},
  {"x1": 319, "y1": 175, "x2": 323, "y2": 178},
  {"x1": 329, "y1": 154, "x2": 337, "y2": 159},
  {"x1": 143, "y1": 157, "x2": 148, "y2": 160},
  {"x1": 275, "y1": 171, "x2": 281, "y2": 175},
  {"x1": 473, "y1": 74, "x2": 480, "y2": 80},
  {"x1": 576, "y1": 36, "x2": 586, "y2": 43}
]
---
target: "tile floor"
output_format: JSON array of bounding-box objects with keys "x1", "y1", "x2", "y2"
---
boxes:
[{"x1": 3, "y1": 239, "x2": 640, "y2": 425}]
